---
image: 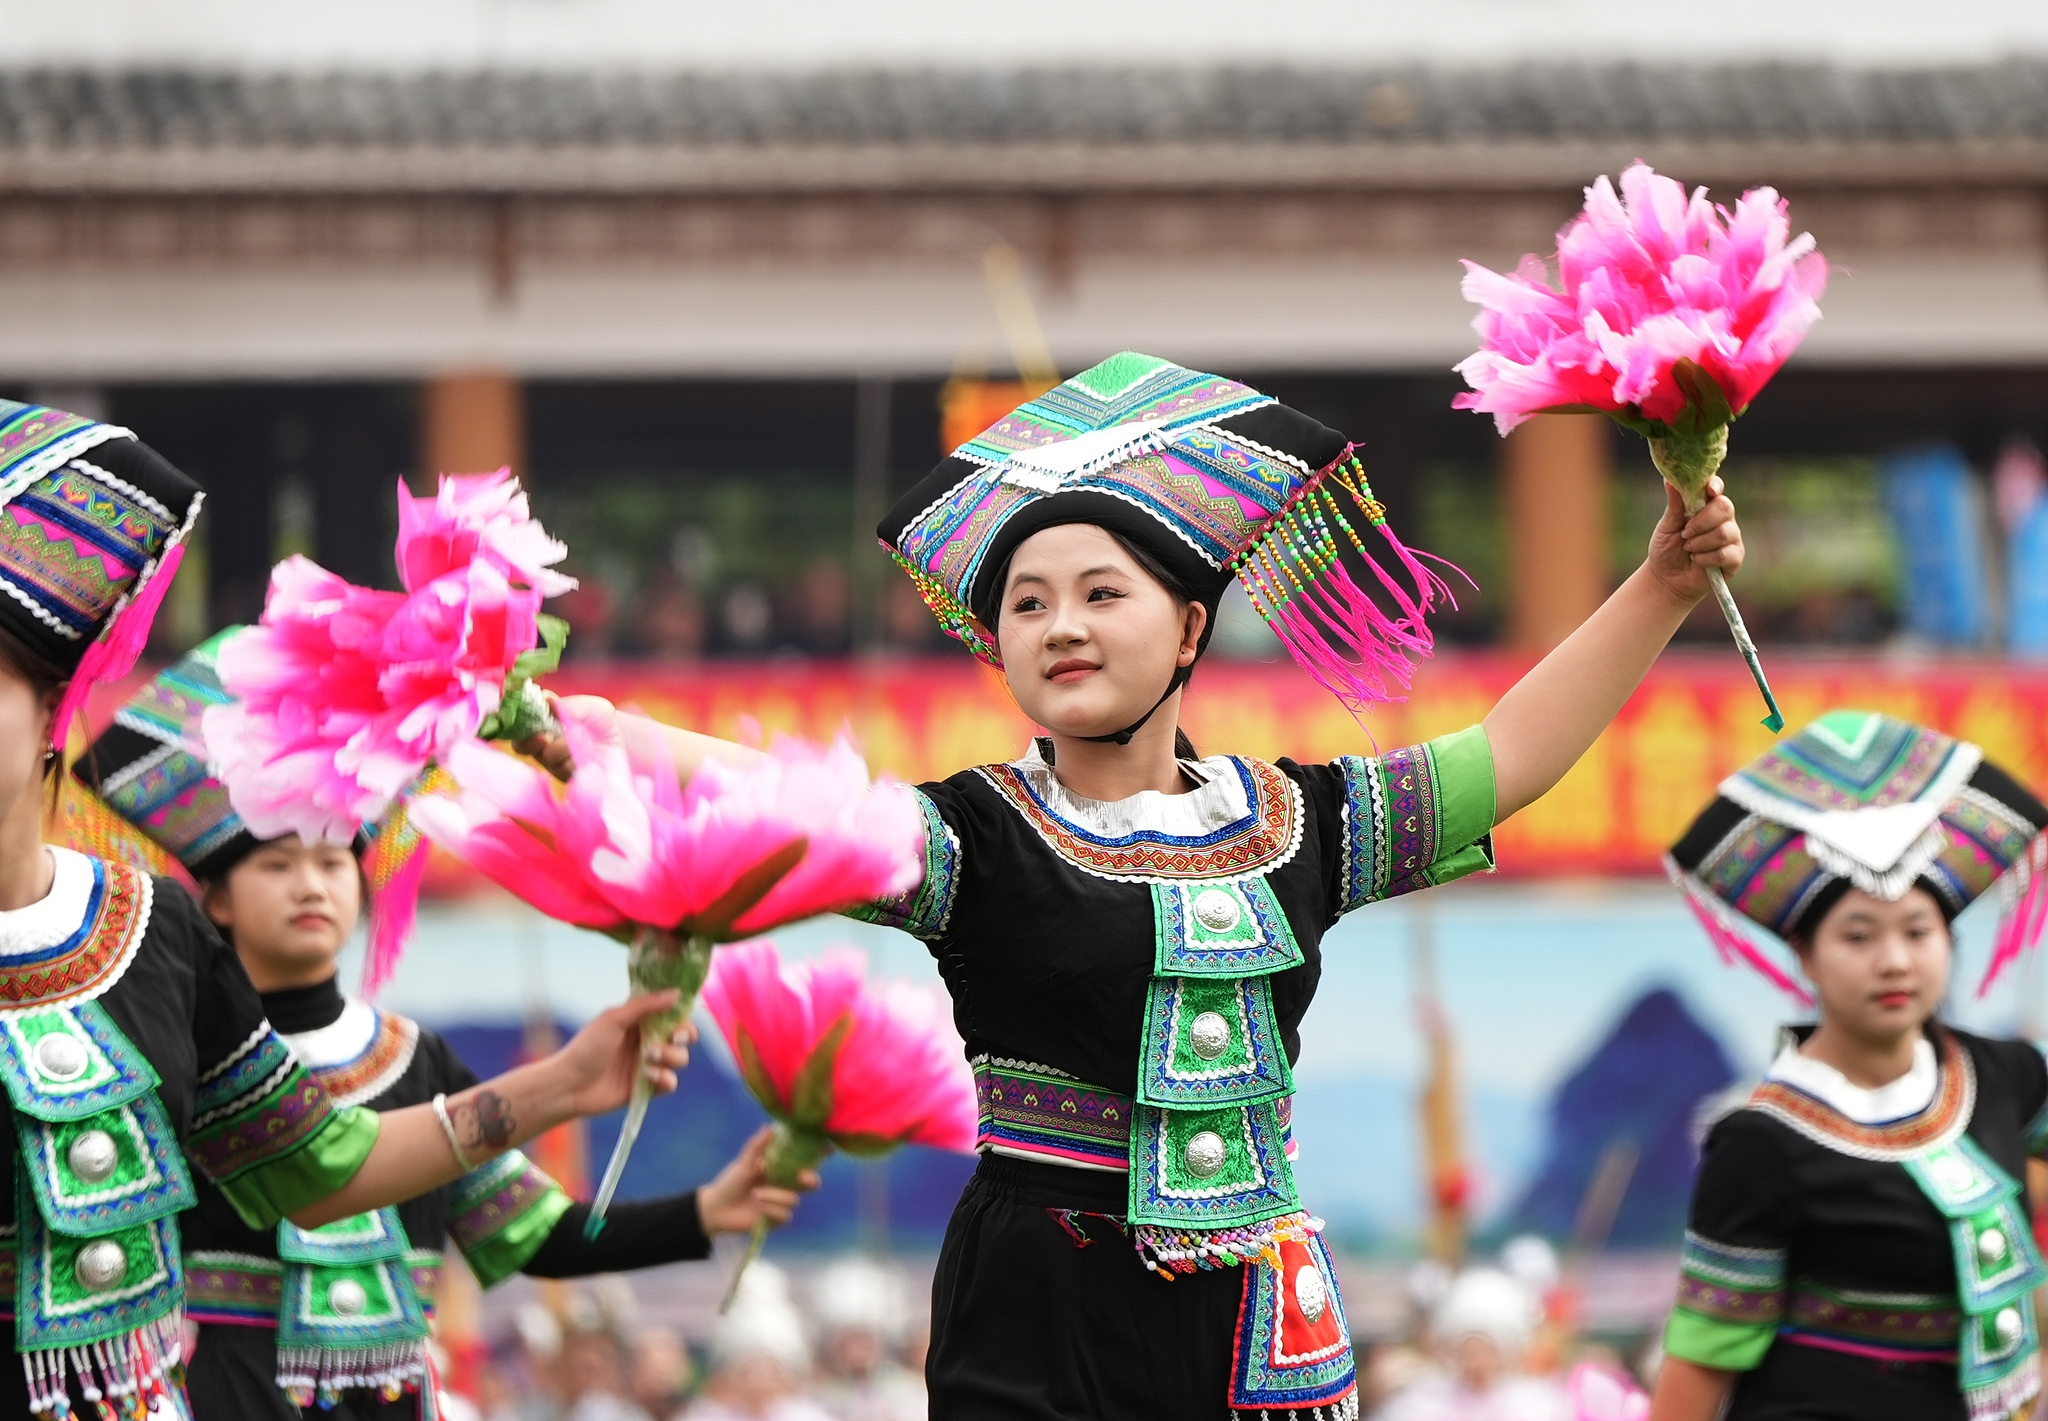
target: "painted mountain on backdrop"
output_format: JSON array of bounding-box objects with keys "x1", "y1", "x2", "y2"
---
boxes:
[{"x1": 1505, "y1": 987, "x2": 1738, "y2": 1249}]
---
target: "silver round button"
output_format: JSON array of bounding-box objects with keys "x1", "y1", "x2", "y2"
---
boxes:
[
  {"x1": 35, "y1": 1033, "x2": 87, "y2": 1082},
  {"x1": 1189, "y1": 1011, "x2": 1232, "y2": 1061},
  {"x1": 1193, "y1": 889, "x2": 1242, "y2": 934},
  {"x1": 327, "y1": 1279, "x2": 369, "y2": 1317},
  {"x1": 1184, "y1": 1130, "x2": 1227, "y2": 1179},
  {"x1": 1997, "y1": 1306, "x2": 2024, "y2": 1345},
  {"x1": 1295, "y1": 1263, "x2": 1329, "y2": 1323},
  {"x1": 67, "y1": 1130, "x2": 119, "y2": 1185},
  {"x1": 1937, "y1": 1160, "x2": 1976, "y2": 1194},
  {"x1": 73, "y1": 1240, "x2": 126, "y2": 1292},
  {"x1": 1979, "y1": 1228, "x2": 2008, "y2": 1264}
]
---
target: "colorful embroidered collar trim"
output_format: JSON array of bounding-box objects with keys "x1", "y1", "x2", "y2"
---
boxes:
[
  {"x1": 0, "y1": 855, "x2": 150, "y2": 1014},
  {"x1": 977, "y1": 754, "x2": 1304, "y2": 883},
  {"x1": 295, "y1": 1006, "x2": 420, "y2": 1109},
  {"x1": 1745, "y1": 1031, "x2": 1974, "y2": 1162}
]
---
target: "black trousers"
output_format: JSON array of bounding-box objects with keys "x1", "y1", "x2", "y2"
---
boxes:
[
  {"x1": 928, "y1": 1154, "x2": 1243, "y2": 1421},
  {"x1": 1730, "y1": 1339, "x2": 1970, "y2": 1421}
]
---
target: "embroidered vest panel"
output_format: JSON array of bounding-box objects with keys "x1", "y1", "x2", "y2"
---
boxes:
[{"x1": 0, "y1": 865, "x2": 193, "y2": 1361}]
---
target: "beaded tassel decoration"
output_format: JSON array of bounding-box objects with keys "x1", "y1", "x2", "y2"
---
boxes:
[
  {"x1": 1234, "y1": 447, "x2": 1457, "y2": 717},
  {"x1": 1133, "y1": 1210, "x2": 1323, "y2": 1278},
  {"x1": 888, "y1": 547, "x2": 1003, "y2": 666},
  {"x1": 23, "y1": 1311, "x2": 187, "y2": 1419}
]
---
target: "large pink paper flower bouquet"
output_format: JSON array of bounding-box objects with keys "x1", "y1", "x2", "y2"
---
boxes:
[
  {"x1": 407, "y1": 703, "x2": 926, "y2": 1228},
  {"x1": 1455, "y1": 163, "x2": 1829, "y2": 731},
  {"x1": 702, "y1": 939, "x2": 976, "y2": 1301},
  {"x1": 204, "y1": 470, "x2": 576, "y2": 990}
]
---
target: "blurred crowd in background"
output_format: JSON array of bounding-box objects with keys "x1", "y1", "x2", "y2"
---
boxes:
[{"x1": 428, "y1": 1239, "x2": 1661, "y2": 1421}]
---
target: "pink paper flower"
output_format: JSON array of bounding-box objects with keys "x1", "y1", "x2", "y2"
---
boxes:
[
  {"x1": 1454, "y1": 162, "x2": 1828, "y2": 435},
  {"x1": 407, "y1": 704, "x2": 925, "y2": 938},
  {"x1": 410, "y1": 703, "x2": 928, "y2": 1231},
  {"x1": 206, "y1": 471, "x2": 572, "y2": 839},
  {"x1": 394, "y1": 469, "x2": 575, "y2": 597},
  {"x1": 206, "y1": 554, "x2": 544, "y2": 839},
  {"x1": 702, "y1": 939, "x2": 977, "y2": 1154}
]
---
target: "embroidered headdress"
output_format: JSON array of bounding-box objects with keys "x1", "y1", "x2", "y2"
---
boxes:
[
  {"x1": 71, "y1": 629, "x2": 257, "y2": 881},
  {"x1": 879, "y1": 352, "x2": 1451, "y2": 714},
  {"x1": 0, "y1": 400, "x2": 203, "y2": 749},
  {"x1": 1668, "y1": 709, "x2": 2048, "y2": 1001}
]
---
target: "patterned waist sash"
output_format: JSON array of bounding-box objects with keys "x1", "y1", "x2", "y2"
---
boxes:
[
  {"x1": 185, "y1": 1249, "x2": 444, "y2": 1326},
  {"x1": 974, "y1": 1059, "x2": 1295, "y2": 1174}
]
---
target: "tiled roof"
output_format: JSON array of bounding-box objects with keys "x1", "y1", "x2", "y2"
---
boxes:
[{"x1": 0, "y1": 63, "x2": 2039, "y2": 191}]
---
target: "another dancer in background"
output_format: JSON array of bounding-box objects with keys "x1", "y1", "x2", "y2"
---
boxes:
[
  {"x1": 545, "y1": 353, "x2": 1747, "y2": 1420},
  {"x1": 1653, "y1": 711, "x2": 2048, "y2": 1421},
  {"x1": 73, "y1": 634, "x2": 819, "y2": 1421},
  {"x1": 0, "y1": 402, "x2": 690, "y2": 1420}
]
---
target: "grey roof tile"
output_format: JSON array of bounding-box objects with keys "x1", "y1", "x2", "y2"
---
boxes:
[{"x1": 0, "y1": 62, "x2": 2039, "y2": 150}]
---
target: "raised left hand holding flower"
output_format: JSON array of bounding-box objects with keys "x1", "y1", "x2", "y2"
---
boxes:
[{"x1": 1454, "y1": 162, "x2": 1825, "y2": 730}]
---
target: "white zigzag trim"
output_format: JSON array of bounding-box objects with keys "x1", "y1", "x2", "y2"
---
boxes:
[{"x1": 0, "y1": 573, "x2": 80, "y2": 636}]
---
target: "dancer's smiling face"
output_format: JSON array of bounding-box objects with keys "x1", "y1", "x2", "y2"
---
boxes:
[
  {"x1": 1796, "y1": 886, "x2": 1951, "y2": 1042},
  {"x1": 994, "y1": 523, "x2": 1205, "y2": 742}
]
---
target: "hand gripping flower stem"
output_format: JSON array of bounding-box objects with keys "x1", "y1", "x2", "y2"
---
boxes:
[
  {"x1": 1648, "y1": 425, "x2": 1784, "y2": 733},
  {"x1": 584, "y1": 839, "x2": 809, "y2": 1237},
  {"x1": 584, "y1": 927, "x2": 716, "y2": 1230},
  {"x1": 720, "y1": 1119, "x2": 838, "y2": 1313}
]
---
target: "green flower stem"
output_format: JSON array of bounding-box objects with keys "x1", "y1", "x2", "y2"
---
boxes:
[
  {"x1": 585, "y1": 929, "x2": 716, "y2": 1238},
  {"x1": 1647, "y1": 428, "x2": 1785, "y2": 734},
  {"x1": 720, "y1": 1121, "x2": 833, "y2": 1313}
]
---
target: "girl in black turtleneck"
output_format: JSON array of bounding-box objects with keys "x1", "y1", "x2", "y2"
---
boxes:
[{"x1": 180, "y1": 833, "x2": 817, "y2": 1420}]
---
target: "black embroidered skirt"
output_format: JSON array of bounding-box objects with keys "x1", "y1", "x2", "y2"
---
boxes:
[{"x1": 928, "y1": 1154, "x2": 1243, "y2": 1421}]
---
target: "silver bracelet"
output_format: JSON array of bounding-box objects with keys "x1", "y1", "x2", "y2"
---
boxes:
[{"x1": 431, "y1": 1093, "x2": 474, "y2": 1171}]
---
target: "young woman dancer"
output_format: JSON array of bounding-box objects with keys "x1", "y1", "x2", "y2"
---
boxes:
[
  {"x1": 72, "y1": 635, "x2": 819, "y2": 1419},
  {"x1": 1655, "y1": 711, "x2": 2048, "y2": 1421},
  {"x1": 546, "y1": 353, "x2": 1747, "y2": 1421},
  {"x1": 0, "y1": 402, "x2": 690, "y2": 1418}
]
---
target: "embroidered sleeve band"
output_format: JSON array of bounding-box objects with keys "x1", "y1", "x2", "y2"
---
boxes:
[
  {"x1": 445, "y1": 1149, "x2": 575, "y2": 1289},
  {"x1": 844, "y1": 788, "x2": 960, "y2": 940},
  {"x1": 1336, "y1": 724, "x2": 1497, "y2": 914},
  {"x1": 1663, "y1": 1230, "x2": 1788, "y2": 1372}
]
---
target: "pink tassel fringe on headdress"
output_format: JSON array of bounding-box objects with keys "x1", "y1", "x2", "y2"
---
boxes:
[
  {"x1": 1978, "y1": 833, "x2": 2048, "y2": 998},
  {"x1": 50, "y1": 535, "x2": 193, "y2": 753},
  {"x1": 1235, "y1": 447, "x2": 1462, "y2": 717},
  {"x1": 1664, "y1": 855, "x2": 1813, "y2": 1006}
]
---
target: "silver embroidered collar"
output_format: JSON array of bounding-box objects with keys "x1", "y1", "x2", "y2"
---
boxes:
[
  {"x1": 0, "y1": 847, "x2": 95, "y2": 957},
  {"x1": 1009, "y1": 741, "x2": 1251, "y2": 841}
]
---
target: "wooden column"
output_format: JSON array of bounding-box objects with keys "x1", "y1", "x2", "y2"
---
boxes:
[
  {"x1": 1502, "y1": 413, "x2": 1611, "y2": 651},
  {"x1": 420, "y1": 369, "x2": 525, "y2": 485}
]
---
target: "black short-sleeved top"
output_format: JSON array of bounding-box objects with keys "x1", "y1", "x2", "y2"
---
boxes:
[{"x1": 853, "y1": 730, "x2": 1497, "y2": 1097}]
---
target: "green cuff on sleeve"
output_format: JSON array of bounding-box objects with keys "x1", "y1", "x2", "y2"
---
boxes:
[
  {"x1": 447, "y1": 1150, "x2": 577, "y2": 1289},
  {"x1": 1427, "y1": 723, "x2": 1497, "y2": 848},
  {"x1": 1663, "y1": 1306, "x2": 1778, "y2": 1372},
  {"x1": 212, "y1": 1103, "x2": 381, "y2": 1231}
]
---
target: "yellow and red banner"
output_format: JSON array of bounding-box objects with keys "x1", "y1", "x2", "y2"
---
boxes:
[{"x1": 546, "y1": 654, "x2": 2048, "y2": 877}]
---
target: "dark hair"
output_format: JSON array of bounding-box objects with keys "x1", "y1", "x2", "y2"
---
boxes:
[
  {"x1": 987, "y1": 525, "x2": 1202, "y2": 761},
  {"x1": 1788, "y1": 878, "x2": 1957, "y2": 954},
  {"x1": 0, "y1": 621, "x2": 68, "y2": 791}
]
